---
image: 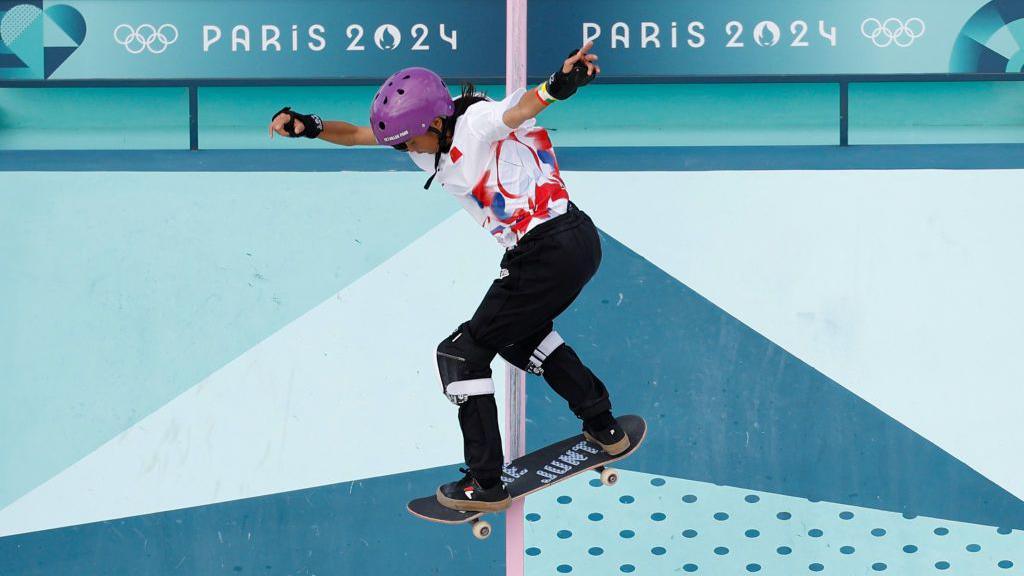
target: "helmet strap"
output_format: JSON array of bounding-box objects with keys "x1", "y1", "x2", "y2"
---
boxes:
[{"x1": 423, "y1": 117, "x2": 454, "y2": 190}]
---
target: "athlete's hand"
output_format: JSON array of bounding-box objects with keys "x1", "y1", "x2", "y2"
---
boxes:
[
  {"x1": 268, "y1": 107, "x2": 323, "y2": 139},
  {"x1": 563, "y1": 40, "x2": 600, "y2": 76},
  {"x1": 269, "y1": 111, "x2": 305, "y2": 139}
]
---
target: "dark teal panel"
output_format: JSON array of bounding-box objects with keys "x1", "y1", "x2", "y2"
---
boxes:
[
  {"x1": 0, "y1": 466, "x2": 500, "y2": 575},
  {"x1": 526, "y1": 230, "x2": 1024, "y2": 530}
]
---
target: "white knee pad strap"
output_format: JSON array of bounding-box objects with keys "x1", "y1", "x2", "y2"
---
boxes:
[
  {"x1": 527, "y1": 331, "x2": 565, "y2": 375},
  {"x1": 445, "y1": 378, "x2": 496, "y2": 404}
]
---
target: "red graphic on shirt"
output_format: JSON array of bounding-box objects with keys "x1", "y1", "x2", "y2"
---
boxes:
[
  {"x1": 450, "y1": 146, "x2": 463, "y2": 163},
  {"x1": 467, "y1": 127, "x2": 569, "y2": 245},
  {"x1": 472, "y1": 169, "x2": 494, "y2": 207}
]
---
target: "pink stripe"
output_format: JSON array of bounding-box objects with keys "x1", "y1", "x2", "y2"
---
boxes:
[{"x1": 505, "y1": 2, "x2": 527, "y2": 575}]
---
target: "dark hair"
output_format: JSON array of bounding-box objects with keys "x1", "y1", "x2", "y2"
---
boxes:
[{"x1": 444, "y1": 82, "x2": 489, "y2": 141}]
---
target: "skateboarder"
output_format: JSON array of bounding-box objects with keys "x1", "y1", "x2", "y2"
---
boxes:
[{"x1": 269, "y1": 42, "x2": 627, "y2": 513}]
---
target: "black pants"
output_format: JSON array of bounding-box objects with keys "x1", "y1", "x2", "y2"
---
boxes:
[{"x1": 453, "y1": 204, "x2": 612, "y2": 482}]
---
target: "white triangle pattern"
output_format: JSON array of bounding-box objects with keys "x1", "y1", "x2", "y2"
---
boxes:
[
  {"x1": 567, "y1": 169, "x2": 1024, "y2": 503},
  {"x1": 0, "y1": 213, "x2": 509, "y2": 537}
]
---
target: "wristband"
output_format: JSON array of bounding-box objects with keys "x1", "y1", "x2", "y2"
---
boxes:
[{"x1": 534, "y1": 82, "x2": 557, "y2": 106}]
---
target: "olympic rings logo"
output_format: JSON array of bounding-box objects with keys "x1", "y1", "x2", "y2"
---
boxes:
[
  {"x1": 860, "y1": 18, "x2": 925, "y2": 48},
  {"x1": 113, "y1": 24, "x2": 179, "y2": 54}
]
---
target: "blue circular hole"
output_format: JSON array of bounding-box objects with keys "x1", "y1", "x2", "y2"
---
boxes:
[
  {"x1": 620, "y1": 495, "x2": 635, "y2": 504},
  {"x1": 651, "y1": 478, "x2": 666, "y2": 486},
  {"x1": 714, "y1": 547, "x2": 729, "y2": 556},
  {"x1": 620, "y1": 565, "x2": 635, "y2": 573},
  {"x1": 651, "y1": 512, "x2": 666, "y2": 522},
  {"x1": 525, "y1": 547, "x2": 541, "y2": 556},
  {"x1": 777, "y1": 546, "x2": 792, "y2": 555},
  {"x1": 809, "y1": 563, "x2": 824, "y2": 572},
  {"x1": 557, "y1": 496, "x2": 572, "y2": 504},
  {"x1": 998, "y1": 561, "x2": 1014, "y2": 569},
  {"x1": 557, "y1": 530, "x2": 572, "y2": 539},
  {"x1": 903, "y1": 545, "x2": 918, "y2": 553},
  {"x1": 652, "y1": 547, "x2": 666, "y2": 556},
  {"x1": 682, "y1": 529, "x2": 698, "y2": 538},
  {"x1": 682, "y1": 494, "x2": 698, "y2": 503},
  {"x1": 809, "y1": 529, "x2": 824, "y2": 538},
  {"x1": 934, "y1": 527, "x2": 949, "y2": 536},
  {"x1": 902, "y1": 512, "x2": 918, "y2": 519},
  {"x1": 683, "y1": 565, "x2": 698, "y2": 573},
  {"x1": 966, "y1": 544, "x2": 981, "y2": 552},
  {"x1": 557, "y1": 565, "x2": 573, "y2": 574},
  {"x1": 935, "y1": 561, "x2": 950, "y2": 570},
  {"x1": 777, "y1": 512, "x2": 792, "y2": 520},
  {"x1": 745, "y1": 529, "x2": 760, "y2": 538},
  {"x1": 588, "y1": 547, "x2": 603, "y2": 556},
  {"x1": 620, "y1": 530, "x2": 635, "y2": 539},
  {"x1": 589, "y1": 479, "x2": 602, "y2": 487},
  {"x1": 840, "y1": 546, "x2": 855, "y2": 555},
  {"x1": 747, "y1": 564, "x2": 761, "y2": 573},
  {"x1": 714, "y1": 512, "x2": 729, "y2": 521},
  {"x1": 997, "y1": 527, "x2": 1012, "y2": 535},
  {"x1": 871, "y1": 528, "x2": 887, "y2": 537},
  {"x1": 745, "y1": 494, "x2": 760, "y2": 503},
  {"x1": 872, "y1": 562, "x2": 887, "y2": 572},
  {"x1": 839, "y1": 511, "x2": 855, "y2": 520},
  {"x1": 588, "y1": 513, "x2": 603, "y2": 522},
  {"x1": 526, "y1": 513, "x2": 541, "y2": 522}
]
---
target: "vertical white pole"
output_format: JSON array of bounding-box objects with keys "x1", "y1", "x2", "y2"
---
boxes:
[{"x1": 504, "y1": 2, "x2": 527, "y2": 576}]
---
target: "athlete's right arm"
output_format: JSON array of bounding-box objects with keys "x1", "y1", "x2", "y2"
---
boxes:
[
  {"x1": 317, "y1": 121, "x2": 378, "y2": 146},
  {"x1": 269, "y1": 108, "x2": 377, "y2": 146}
]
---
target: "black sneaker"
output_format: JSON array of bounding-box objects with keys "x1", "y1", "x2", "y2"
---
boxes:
[
  {"x1": 584, "y1": 416, "x2": 631, "y2": 456},
  {"x1": 436, "y1": 468, "x2": 511, "y2": 513}
]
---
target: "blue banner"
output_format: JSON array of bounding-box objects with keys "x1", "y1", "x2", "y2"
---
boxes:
[
  {"x1": 5, "y1": 0, "x2": 1023, "y2": 81},
  {"x1": 528, "y1": 0, "x2": 1024, "y2": 77},
  {"x1": 0, "y1": 0, "x2": 504, "y2": 80}
]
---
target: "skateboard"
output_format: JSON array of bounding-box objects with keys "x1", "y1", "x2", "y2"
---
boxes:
[{"x1": 407, "y1": 414, "x2": 647, "y2": 540}]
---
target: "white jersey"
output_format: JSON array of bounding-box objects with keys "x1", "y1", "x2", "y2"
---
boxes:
[{"x1": 409, "y1": 88, "x2": 570, "y2": 248}]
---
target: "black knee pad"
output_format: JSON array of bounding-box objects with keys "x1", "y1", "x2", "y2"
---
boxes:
[{"x1": 436, "y1": 323, "x2": 496, "y2": 405}]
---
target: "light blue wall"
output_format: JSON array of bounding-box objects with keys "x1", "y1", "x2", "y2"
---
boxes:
[
  {"x1": 0, "y1": 87, "x2": 188, "y2": 149},
  {"x1": 3, "y1": 81, "x2": 1024, "y2": 149},
  {"x1": 850, "y1": 81, "x2": 1024, "y2": 144},
  {"x1": 539, "y1": 83, "x2": 838, "y2": 146},
  {"x1": 199, "y1": 84, "x2": 505, "y2": 149}
]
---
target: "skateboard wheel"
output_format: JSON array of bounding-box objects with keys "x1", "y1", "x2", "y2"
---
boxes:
[
  {"x1": 473, "y1": 520, "x2": 492, "y2": 540},
  {"x1": 600, "y1": 468, "x2": 618, "y2": 486}
]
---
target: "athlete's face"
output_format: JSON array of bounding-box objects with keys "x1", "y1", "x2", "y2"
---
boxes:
[{"x1": 402, "y1": 117, "x2": 445, "y2": 154}]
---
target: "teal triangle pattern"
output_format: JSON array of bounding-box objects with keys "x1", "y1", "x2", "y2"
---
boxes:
[
  {"x1": 0, "y1": 171, "x2": 458, "y2": 510},
  {"x1": 42, "y1": 10, "x2": 75, "y2": 47}
]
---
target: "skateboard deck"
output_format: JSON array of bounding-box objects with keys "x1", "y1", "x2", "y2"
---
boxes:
[{"x1": 408, "y1": 415, "x2": 646, "y2": 531}]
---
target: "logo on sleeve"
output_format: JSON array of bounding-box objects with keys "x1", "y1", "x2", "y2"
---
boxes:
[{"x1": 450, "y1": 146, "x2": 463, "y2": 163}]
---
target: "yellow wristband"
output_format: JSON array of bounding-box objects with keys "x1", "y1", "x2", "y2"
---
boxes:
[{"x1": 535, "y1": 81, "x2": 557, "y2": 105}]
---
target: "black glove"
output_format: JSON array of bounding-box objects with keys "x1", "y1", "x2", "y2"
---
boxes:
[
  {"x1": 272, "y1": 106, "x2": 323, "y2": 139},
  {"x1": 545, "y1": 49, "x2": 597, "y2": 101}
]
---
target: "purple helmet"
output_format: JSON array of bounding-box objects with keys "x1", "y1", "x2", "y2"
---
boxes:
[{"x1": 370, "y1": 67, "x2": 454, "y2": 146}]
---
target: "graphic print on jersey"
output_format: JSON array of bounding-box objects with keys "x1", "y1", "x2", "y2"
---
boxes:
[{"x1": 470, "y1": 127, "x2": 570, "y2": 246}]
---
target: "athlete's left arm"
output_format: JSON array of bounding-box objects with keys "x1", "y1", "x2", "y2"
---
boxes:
[{"x1": 502, "y1": 41, "x2": 601, "y2": 129}]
